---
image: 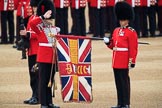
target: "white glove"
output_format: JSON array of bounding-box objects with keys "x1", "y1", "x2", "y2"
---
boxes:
[
  {"x1": 103, "y1": 37, "x2": 110, "y2": 43},
  {"x1": 56, "y1": 27, "x2": 61, "y2": 33},
  {"x1": 128, "y1": 58, "x2": 135, "y2": 69}
]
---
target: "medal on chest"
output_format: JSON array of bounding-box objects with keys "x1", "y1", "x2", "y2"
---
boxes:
[
  {"x1": 119, "y1": 29, "x2": 124, "y2": 36},
  {"x1": 48, "y1": 32, "x2": 55, "y2": 37}
]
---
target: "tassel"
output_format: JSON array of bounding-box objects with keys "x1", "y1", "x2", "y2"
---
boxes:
[
  {"x1": 54, "y1": 81, "x2": 57, "y2": 90},
  {"x1": 48, "y1": 81, "x2": 52, "y2": 87}
]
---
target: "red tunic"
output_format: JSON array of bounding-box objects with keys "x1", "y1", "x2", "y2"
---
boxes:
[
  {"x1": 106, "y1": 0, "x2": 123, "y2": 6},
  {"x1": 107, "y1": 0, "x2": 115, "y2": 6},
  {"x1": 141, "y1": 0, "x2": 156, "y2": 7},
  {"x1": 26, "y1": 15, "x2": 39, "y2": 56},
  {"x1": 0, "y1": 0, "x2": 18, "y2": 11},
  {"x1": 30, "y1": 17, "x2": 59, "y2": 63},
  {"x1": 158, "y1": 0, "x2": 162, "y2": 6},
  {"x1": 125, "y1": 0, "x2": 143, "y2": 7},
  {"x1": 70, "y1": 0, "x2": 87, "y2": 9},
  {"x1": 107, "y1": 27, "x2": 138, "y2": 69},
  {"x1": 90, "y1": 0, "x2": 107, "y2": 8},
  {"x1": 54, "y1": 0, "x2": 70, "y2": 8},
  {"x1": 126, "y1": 0, "x2": 134, "y2": 6},
  {"x1": 16, "y1": 0, "x2": 33, "y2": 18}
]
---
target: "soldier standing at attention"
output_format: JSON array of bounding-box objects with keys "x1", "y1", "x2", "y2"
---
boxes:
[
  {"x1": 14, "y1": 0, "x2": 33, "y2": 48},
  {"x1": 86, "y1": 0, "x2": 94, "y2": 34},
  {"x1": 126, "y1": 0, "x2": 142, "y2": 38},
  {"x1": 103, "y1": 1, "x2": 138, "y2": 108},
  {"x1": 30, "y1": 0, "x2": 60, "y2": 107},
  {"x1": 70, "y1": 0, "x2": 87, "y2": 36},
  {"x1": 89, "y1": 0, "x2": 107, "y2": 38},
  {"x1": 19, "y1": 0, "x2": 39, "y2": 105},
  {"x1": 157, "y1": 0, "x2": 162, "y2": 36},
  {"x1": 140, "y1": 0, "x2": 157, "y2": 37},
  {"x1": 0, "y1": 0, "x2": 18, "y2": 44},
  {"x1": 54, "y1": 0, "x2": 70, "y2": 35},
  {"x1": 106, "y1": 0, "x2": 120, "y2": 36}
]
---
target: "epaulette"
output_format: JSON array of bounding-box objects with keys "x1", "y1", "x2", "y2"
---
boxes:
[{"x1": 128, "y1": 27, "x2": 135, "y2": 32}]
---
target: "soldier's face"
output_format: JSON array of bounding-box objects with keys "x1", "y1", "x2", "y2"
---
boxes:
[
  {"x1": 32, "y1": 7, "x2": 37, "y2": 15},
  {"x1": 119, "y1": 20, "x2": 129, "y2": 27}
]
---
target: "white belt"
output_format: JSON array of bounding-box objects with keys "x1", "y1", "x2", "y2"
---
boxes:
[
  {"x1": 39, "y1": 43, "x2": 53, "y2": 47},
  {"x1": 113, "y1": 47, "x2": 128, "y2": 51}
]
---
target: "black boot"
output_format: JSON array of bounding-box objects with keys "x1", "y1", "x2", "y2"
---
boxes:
[
  {"x1": 28, "y1": 97, "x2": 39, "y2": 105},
  {"x1": 121, "y1": 105, "x2": 130, "y2": 108},
  {"x1": 48, "y1": 104, "x2": 60, "y2": 108},
  {"x1": 41, "y1": 105, "x2": 48, "y2": 108},
  {"x1": 111, "y1": 105, "x2": 122, "y2": 108},
  {"x1": 23, "y1": 97, "x2": 33, "y2": 104}
]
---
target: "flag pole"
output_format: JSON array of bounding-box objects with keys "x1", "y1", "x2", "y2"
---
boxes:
[{"x1": 89, "y1": 37, "x2": 150, "y2": 45}]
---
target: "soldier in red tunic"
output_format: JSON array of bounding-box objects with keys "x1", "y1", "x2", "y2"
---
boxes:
[
  {"x1": 126, "y1": 0, "x2": 142, "y2": 37},
  {"x1": 140, "y1": 0, "x2": 157, "y2": 37},
  {"x1": 54, "y1": 0, "x2": 70, "y2": 35},
  {"x1": 0, "y1": 0, "x2": 18, "y2": 44},
  {"x1": 106, "y1": 0, "x2": 119, "y2": 35},
  {"x1": 86, "y1": 0, "x2": 94, "y2": 34},
  {"x1": 19, "y1": 0, "x2": 39, "y2": 105},
  {"x1": 70, "y1": 0, "x2": 87, "y2": 36},
  {"x1": 104, "y1": 1, "x2": 138, "y2": 108},
  {"x1": 89, "y1": 0, "x2": 106, "y2": 38},
  {"x1": 30, "y1": 0, "x2": 60, "y2": 107},
  {"x1": 15, "y1": 0, "x2": 33, "y2": 48}
]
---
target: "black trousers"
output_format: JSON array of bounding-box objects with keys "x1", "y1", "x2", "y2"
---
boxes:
[
  {"x1": 0, "y1": 11, "x2": 14, "y2": 44},
  {"x1": 70, "y1": 7, "x2": 76, "y2": 34},
  {"x1": 113, "y1": 68, "x2": 130, "y2": 106},
  {"x1": 55, "y1": 7, "x2": 69, "y2": 35},
  {"x1": 88, "y1": 3, "x2": 94, "y2": 33},
  {"x1": 157, "y1": 6, "x2": 162, "y2": 34},
  {"x1": 72, "y1": 7, "x2": 86, "y2": 36},
  {"x1": 28, "y1": 55, "x2": 39, "y2": 98},
  {"x1": 39, "y1": 63, "x2": 55, "y2": 106},
  {"x1": 133, "y1": 7, "x2": 142, "y2": 37},
  {"x1": 147, "y1": 6, "x2": 156, "y2": 36},
  {"x1": 141, "y1": 6, "x2": 156, "y2": 37},
  {"x1": 92, "y1": 7, "x2": 106, "y2": 38},
  {"x1": 106, "y1": 6, "x2": 117, "y2": 36}
]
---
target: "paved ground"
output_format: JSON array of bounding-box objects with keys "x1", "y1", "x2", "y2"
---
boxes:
[{"x1": 0, "y1": 36, "x2": 162, "y2": 108}]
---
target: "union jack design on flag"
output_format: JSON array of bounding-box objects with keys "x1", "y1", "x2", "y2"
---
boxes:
[{"x1": 56, "y1": 35, "x2": 92, "y2": 102}]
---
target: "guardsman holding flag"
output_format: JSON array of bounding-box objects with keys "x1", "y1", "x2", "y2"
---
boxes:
[
  {"x1": 30, "y1": 0, "x2": 60, "y2": 108},
  {"x1": 103, "y1": 1, "x2": 138, "y2": 108}
]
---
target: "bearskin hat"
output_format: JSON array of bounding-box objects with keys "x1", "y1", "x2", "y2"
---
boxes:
[
  {"x1": 114, "y1": 1, "x2": 134, "y2": 21},
  {"x1": 37, "y1": 0, "x2": 55, "y2": 19},
  {"x1": 30, "y1": 0, "x2": 39, "y2": 7}
]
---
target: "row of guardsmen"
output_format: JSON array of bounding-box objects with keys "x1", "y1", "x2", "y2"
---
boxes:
[{"x1": 0, "y1": 0, "x2": 162, "y2": 44}]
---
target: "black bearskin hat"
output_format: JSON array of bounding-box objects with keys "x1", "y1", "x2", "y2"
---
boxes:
[
  {"x1": 30, "y1": 0, "x2": 39, "y2": 7},
  {"x1": 37, "y1": 0, "x2": 55, "y2": 19},
  {"x1": 114, "y1": 1, "x2": 134, "y2": 21}
]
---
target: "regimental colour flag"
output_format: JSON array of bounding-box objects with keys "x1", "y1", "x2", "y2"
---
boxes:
[{"x1": 56, "y1": 35, "x2": 92, "y2": 102}]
